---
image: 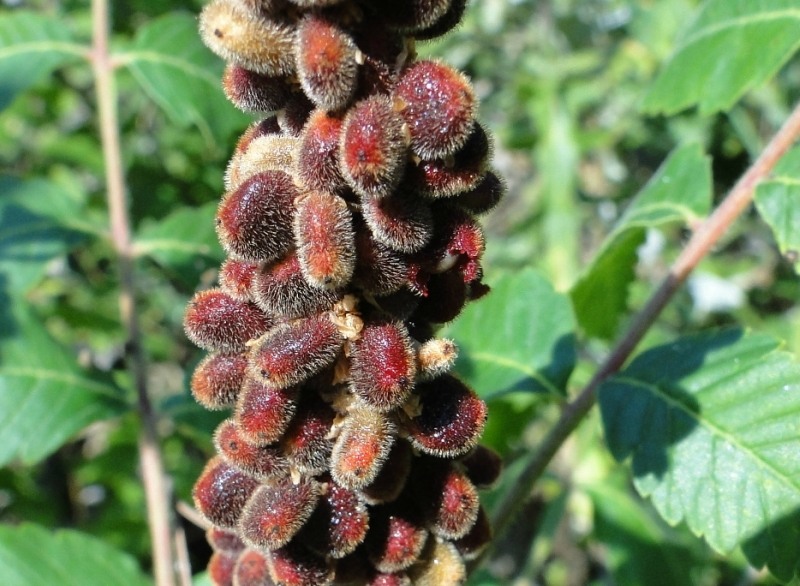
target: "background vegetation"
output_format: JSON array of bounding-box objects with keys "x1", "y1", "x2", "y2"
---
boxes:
[{"x1": 1, "y1": 0, "x2": 799, "y2": 584}]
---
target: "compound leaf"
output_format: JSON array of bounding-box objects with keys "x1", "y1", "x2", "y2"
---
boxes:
[
  {"x1": 600, "y1": 329, "x2": 800, "y2": 582},
  {"x1": 0, "y1": 524, "x2": 151, "y2": 586},
  {"x1": 643, "y1": 0, "x2": 800, "y2": 115},
  {"x1": 444, "y1": 268, "x2": 576, "y2": 397}
]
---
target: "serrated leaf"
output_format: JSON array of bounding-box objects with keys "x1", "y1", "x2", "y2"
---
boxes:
[
  {"x1": 121, "y1": 13, "x2": 248, "y2": 145},
  {"x1": 571, "y1": 143, "x2": 712, "y2": 339},
  {"x1": 443, "y1": 268, "x2": 576, "y2": 397},
  {"x1": 642, "y1": 0, "x2": 800, "y2": 115},
  {"x1": 0, "y1": 301, "x2": 126, "y2": 466},
  {"x1": 0, "y1": 524, "x2": 152, "y2": 586},
  {"x1": 755, "y1": 146, "x2": 800, "y2": 273},
  {"x1": 599, "y1": 329, "x2": 800, "y2": 582},
  {"x1": 0, "y1": 177, "x2": 92, "y2": 294},
  {"x1": 0, "y1": 11, "x2": 86, "y2": 110}
]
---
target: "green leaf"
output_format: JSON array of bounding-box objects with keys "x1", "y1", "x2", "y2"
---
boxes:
[
  {"x1": 0, "y1": 177, "x2": 92, "y2": 295},
  {"x1": 755, "y1": 146, "x2": 800, "y2": 273},
  {"x1": 0, "y1": 524, "x2": 151, "y2": 586},
  {"x1": 599, "y1": 329, "x2": 800, "y2": 582},
  {"x1": 0, "y1": 301, "x2": 126, "y2": 466},
  {"x1": 134, "y1": 202, "x2": 223, "y2": 286},
  {"x1": 0, "y1": 11, "x2": 86, "y2": 110},
  {"x1": 571, "y1": 143, "x2": 712, "y2": 339},
  {"x1": 642, "y1": 0, "x2": 800, "y2": 115},
  {"x1": 122, "y1": 13, "x2": 249, "y2": 145},
  {"x1": 443, "y1": 268, "x2": 576, "y2": 397}
]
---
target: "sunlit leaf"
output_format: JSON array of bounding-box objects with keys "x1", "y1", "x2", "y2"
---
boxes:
[
  {"x1": 600, "y1": 329, "x2": 800, "y2": 582},
  {"x1": 444, "y1": 268, "x2": 576, "y2": 397},
  {"x1": 0, "y1": 11, "x2": 86, "y2": 110},
  {"x1": 0, "y1": 524, "x2": 151, "y2": 586},
  {"x1": 755, "y1": 146, "x2": 800, "y2": 273},
  {"x1": 571, "y1": 143, "x2": 712, "y2": 339},
  {"x1": 642, "y1": 0, "x2": 800, "y2": 115},
  {"x1": 0, "y1": 302, "x2": 126, "y2": 466},
  {"x1": 122, "y1": 13, "x2": 249, "y2": 145}
]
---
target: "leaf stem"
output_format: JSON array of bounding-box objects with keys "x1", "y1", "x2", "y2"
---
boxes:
[
  {"x1": 485, "y1": 99, "x2": 800, "y2": 563},
  {"x1": 90, "y1": 1, "x2": 176, "y2": 585}
]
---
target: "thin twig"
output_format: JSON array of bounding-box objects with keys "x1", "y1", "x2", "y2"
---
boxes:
[
  {"x1": 483, "y1": 100, "x2": 800, "y2": 565},
  {"x1": 90, "y1": 1, "x2": 177, "y2": 584}
]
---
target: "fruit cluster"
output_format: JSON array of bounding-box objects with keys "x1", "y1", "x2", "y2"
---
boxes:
[{"x1": 185, "y1": 1, "x2": 505, "y2": 584}]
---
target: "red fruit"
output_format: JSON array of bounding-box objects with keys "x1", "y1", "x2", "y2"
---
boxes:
[
  {"x1": 331, "y1": 408, "x2": 396, "y2": 490},
  {"x1": 302, "y1": 481, "x2": 369, "y2": 558},
  {"x1": 409, "y1": 124, "x2": 490, "y2": 198},
  {"x1": 408, "y1": 539, "x2": 465, "y2": 586},
  {"x1": 191, "y1": 352, "x2": 248, "y2": 409},
  {"x1": 340, "y1": 95, "x2": 408, "y2": 199},
  {"x1": 422, "y1": 465, "x2": 480, "y2": 539},
  {"x1": 361, "y1": 190, "x2": 433, "y2": 253},
  {"x1": 408, "y1": 376, "x2": 486, "y2": 458},
  {"x1": 295, "y1": 15, "x2": 359, "y2": 111},
  {"x1": 362, "y1": 440, "x2": 413, "y2": 505},
  {"x1": 413, "y1": 0, "x2": 467, "y2": 40},
  {"x1": 296, "y1": 110, "x2": 347, "y2": 193},
  {"x1": 208, "y1": 551, "x2": 237, "y2": 586},
  {"x1": 368, "y1": 573, "x2": 411, "y2": 586},
  {"x1": 184, "y1": 289, "x2": 273, "y2": 353},
  {"x1": 426, "y1": 205, "x2": 485, "y2": 282},
  {"x1": 233, "y1": 549, "x2": 272, "y2": 586},
  {"x1": 279, "y1": 91, "x2": 315, "y2": 136},
  {"x1": 366, "y1": 503, "x2": 428, "y2": 573},
  {"x1": 451, "y1": 170, "x2": 505, "y2": 215},
  {"x1": 218, "y1": 258, "x2": 259, "y2": 301},
  {"x1": 207, "y1": 527, "x2": 245, "y2": 554},
  {"x1": 380, "y1": 0, "x2": 452, "y2": 33},
  {"x1": 267, "y1": 543, "x2": 333, "y2": 586},
  {"x1": 239, "y1": 477, "x2": 322, "y2": 551},
  {"x1": 412, "y1": 270, "x2": 468, "y2": 324},
  {"x1": 214, "y1": 419, "x2": 289, "y2": 479},
  {"x1": 453, "y1": 505, "x2": 492, "y2": 561},
  {"x1": 225, "y1": 135, "x2": 299, "y2": 192},
  {"x1": 199, "y1": 0, "x2": 295, "y2": 76},
  {"x1": 352, "y1": 230, "x2": 409, "y2": 296},
  {"x1": 394, "y1": 60, "x2": 475, "y2": 159},
  {"x1": 280, "y1": 397, "x2": 336, "y2": 476},
  {"x1": 216, "y1": 171, "x2": 297, "y2": 263},
  {"x1": 253, "y1": 252, "x2": 341, "y2": 319},
  {"x1": 193, "y1": 457, "x2": 259, "y2": 529},
  {"x1": 350, "y1": 322, "x2": 416, "y2": 412},
  {"x1": 235, "y1": 379, "x2": 299, "y2": 445},
  {"x1": 416, "y1": 338, "x2": 458, "y2": 381},
  {"x1": 294, "y1": 191, "x2": 356, "y2": 289},
  {"x1": 460, "y1": 444, "x2": 503, "y2": 489},
  {"x1": 222, "y1": 64, "x2": 291, "y2": 113},
  {"x1": 248, "y1": 314, "x2": 343, "y2": 389}
]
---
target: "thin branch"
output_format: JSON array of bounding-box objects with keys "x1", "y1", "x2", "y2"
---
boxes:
[
  {"x1": 484, "y1": 99, "x2": 800, "y2": 562},
  {"x1": 90, "y1": 1, "x2": 177, "y2": 585}
]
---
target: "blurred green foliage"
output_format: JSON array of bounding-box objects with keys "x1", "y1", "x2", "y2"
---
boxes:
[{"x1": 1, "y1": 0, "x2": 799, "y2": 584}]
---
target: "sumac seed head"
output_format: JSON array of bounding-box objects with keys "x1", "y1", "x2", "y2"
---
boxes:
[
  {"x1": 460, "y1": 444, "x2": 503, "y2": 489},
  {"x1": 193, "y1": 457, "x2": 259, "y2": 529},
  {"x1": 199, "y1": 0, "x2": 295, "y2": 76},
  {"x1": 296, "y1": 109, "x2": 347, "y2": 193},
  {"x1": 207, "y1": 527, "x2": 246, "y2": 554},
  {"x1": 331, "y1": 408, "x2": 396, "y2": 490},
  {"x1": 352, "y1": 230, "x2": 409, "y2": 296},
  {"x1": 218, "y1": 258, "x2": 259, "y2": 302},
  {"x1": 222, "y1": 64, "x2": 291, "y2": 113},
  {"x1": 233, "y1": 549, "x2": 272, "y2": 586},
  {"x1": 225, "y1": 135, "x2": 298, "y2": 192},
  {"x1": 191, "y1": 352, "x2": 248, "y2": 410},
  {"x1": 380, "y1": 0, "x2": 452, "y2": 33},
  {"x1": 413, "y1": 0, "x2": 467, "y2": 40},
  {"x1": 361, "y1": 190, "x2": 433, "y2": 254},
  {"x1": 366, "y1": 504, "x2": 428, "y2": 573},
  {"x1": 239, "y1": 477, "x2": 322, "y2": 551},
  {"x1": 216, "y1": 170, "x2": 297, "y2": 263},
  {"x1": 453, "y1": 505, "x2": 492, "y2": 561},
  {"x1": 362, "y1": 440, "x2": 413, "y2": 505},
  {"x1": 208, "y1": 551, "x2": 237, "y2": 586},
  {"x1": 408, "y1": 376, "x2": 487, "y2": 458},
  {"x1": 394, "y1": 60, "x2": 475, "y2": 159},
  {"x1": 267, "y1": 543, "x2": 333, "y2": 586},
  {"x1": 235, "y1": 378, "x2": 299, "y2": 445},
  {"x1": 409, "y1": 539, "x2": 465, "y2": 586},
  {"x1": 423, "y1": 465, "x2": 480, "y2": 539},
  {"x1": 214, "y1": 418, "x2": 289, "y2": 479},
  {"x1": 248, "y1": 314, "x2": 343, "y2": 390},
  {"x1": 280, "y1": 397, "x2": 336, "y2": 476},
  {"x1": 184, "y1": 289, "x2": 272, "y2": 353},
  {"x1": 253, "y1": 252, "x2": 342, "y2": 319},
  {"x1": 451, "y1": 170, "x2": 506, "y2": 215},
  {"x1": 295, "y1": 15, "x2": 359, "y2": 111},
  {"x1": 416, "y1": 338, "x2": 458, "y2": 381},
  {"x1": 302, "y1": 481, "x2": 369, "y2": 559},
  {"x1": 350, "y1": 322, "x2": 416, "y2": 412},
  {"x1": 294, "y1": 191, "x2": 356, "y2": 290},
  {"x1": 340, "y1": 95, "x2": 408, "y2": 199}
]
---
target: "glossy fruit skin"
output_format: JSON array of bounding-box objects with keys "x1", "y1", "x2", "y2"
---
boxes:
[{"x1": 190, "y1": 1, "x2": 504, "y2": 583}]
